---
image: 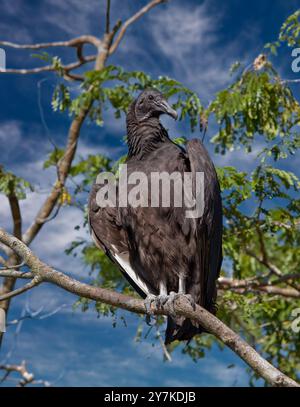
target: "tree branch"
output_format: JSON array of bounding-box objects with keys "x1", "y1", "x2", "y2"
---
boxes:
[
  {"x1": 218, "y1": 277, "x2": 300, "y2": 298},
  {"x1": 0, "y1": 360, "x2": 50, "y2": 386},
  {"x1": 0, "y1": 244, "x2": 11, "y2": 257},
  {"x1": 0, "y1": 276, "x2": 42, "y2": 302},
  {"x1": 105, "y1": 0, "x2": 111, "y2": 34},
  {"x1": 0, "y1": 270, "x2": 33, "y2": 279},
  {"x1": 0, "y1": 228, "x2": 298, "y2": 387},
  {"x1": 0, "y1": 190, "x2": 23, "y2": 345},
  {"x1": 246, "y1": 249, "x2": 300, "y2": 292},
  {"x1": 0, "y1": 55, "x2": 96, "y2": 81},
  {"x1": 109, "y1": 0, "x2": 168, "y2": 55},
  {"x1": 0, "y1": 36, "x2": 101, "y2": 81},
  {"x1": 0, "y1": 35, "x2": 102, "y2": 50},
  {"x1": 8, "y1": 192, "x2": 22, "y2": 240}
]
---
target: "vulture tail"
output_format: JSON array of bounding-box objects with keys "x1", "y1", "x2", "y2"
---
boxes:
[{"x1": 164, "y1": 316, "x2": 205, "y2": 345}]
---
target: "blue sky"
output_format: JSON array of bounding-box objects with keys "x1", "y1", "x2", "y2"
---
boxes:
[{"x1": 0, "y1": 0, "x2": 299, "y2": 387}]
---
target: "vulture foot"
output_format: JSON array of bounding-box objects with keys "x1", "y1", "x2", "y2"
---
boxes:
[
  {"x1": 165, "y1": 292, "x2": 196, "y2": 317},
  {"x1": 144, "y1": 293, "x2": 169, "y2": 315}
]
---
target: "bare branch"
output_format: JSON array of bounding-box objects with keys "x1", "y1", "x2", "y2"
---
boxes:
[
  {"x1": 218, "y1": 277, "x2": 300, "y2": 298},
  {"x1": 0, "y1": 255, "x2": 8, "y2": 266},
  {"x1": 246, "y1": 248, "x2": 300, "y2": 292},
  {"x1": 0, "y1": 35, "x2": 102, "y2": 50},
  {"x1": 0, "y1": 228, "x2": 298, "y2": 387},
  {"x1": 155, "y1": 325, "x2": 172, "y2": 362},
  {"x1": 0, "y1": 261, "x2": 25, "y2": 270},
  {"x1": 0, "y1": 55, "x2": 96, "y2": 80},
  {"x1": 0, "y1": 270, "x2": 33, "y2": 279},
  {"x1": 0, "y1": 360, "x2": 50, "y2": 386},
  {"x1": 0, "y1": 35, "x2": 101, "y2": 82},
  {"x1": 106, "y1": 0, "x2": 111, "y2": 34},
  {"x1": 35, "y1": 203, "x2": 62, "y2": 225},
  {"x1": 109, "y1": 0, "x2": 168, "y2": 55},
  {"x1": 0, "y1": 276, "x2": 42, "y2": 301},
  {"x1": 7, "y1": 193, "x2": 22, "y2": 240},
  {"x1": 0, "y1": 244, "x2": 11, "y2": 257}
]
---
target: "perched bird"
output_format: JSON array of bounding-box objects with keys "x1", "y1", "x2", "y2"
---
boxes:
[{"x1": 89, "y1": 89, "x2": 222, "y2": 344}]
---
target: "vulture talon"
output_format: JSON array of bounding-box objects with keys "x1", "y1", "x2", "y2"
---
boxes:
[
  {"x1": 165, "y1": 292, "x2": 196, "y2": 317},
  {"x1": 165, "y1": 291, "x2": 178, "y2": 318},
  {"x1": 144, "y1": 293, "x2": 169, "y2": 315},
  {"x1": 144, "y1": 294, "x2": 157, "y2": 315},
  {"x1": 183, "y1": 294, "x2": 196, "y2": 311}
]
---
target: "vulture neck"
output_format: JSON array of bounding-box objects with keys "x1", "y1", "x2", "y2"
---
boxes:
[{"x1": 126, "y1": 103, "x2": 170, "y2": 159}]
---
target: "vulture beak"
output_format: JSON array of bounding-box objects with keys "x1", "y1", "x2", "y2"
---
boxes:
[{"x1": 159, "y1": 99, "x2": 178, "y2": 120}]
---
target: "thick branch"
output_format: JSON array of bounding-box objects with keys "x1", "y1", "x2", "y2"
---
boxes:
[
  {"x1": 109, "y1": 0, "x2": 167, "y2": 55},
  {"x1": 0, "y1": 228, "x2": 298, "y2": 387}
]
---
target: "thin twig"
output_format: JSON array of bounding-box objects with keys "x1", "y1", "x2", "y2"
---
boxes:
[
  {"x1": 0, "y1": 271, "x2": 33, "y2": 279},
  {"x1": 0, "y1": 276, "x2": 42, "y2": 301},
  {"x1": 0, "y1": 35, "x2": 102, "y2": 50},
  {"x1": 36, "y1": 203, "x2": 62, "y2": 225},
  {"x1": 0, "y1": 55, "x2": 96, "y2": 79},
  {"x1": 106, "y1": 0, "x2": 111, "y2": 34},
  {"x1": 0, "y1": 361, "x2": 49, "y2": 387},
  {"x1": 109, "y1": 0, "x2": 168, "y2": 55},
  {"x1": 155, "y1": 325, "x2": 172, "y2": 362},
  {"x1": 0, "y1": 261, "x2": 25, "y2": 270}
]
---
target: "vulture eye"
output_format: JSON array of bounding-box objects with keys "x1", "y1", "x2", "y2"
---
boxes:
[{"x1": 148, "y1": 95, "x2": 154, "y2": 100}]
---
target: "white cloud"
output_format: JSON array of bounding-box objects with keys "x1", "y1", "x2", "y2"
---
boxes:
[
  {"x1": 149, "y1": 1, "x2": 261, "y2": 101},
  {"x1": 0, "y1": 121, "x2": 22, "y2": 155},
  {"x1": 42, "y1": 0, "x2": 102, "y2": 37}
]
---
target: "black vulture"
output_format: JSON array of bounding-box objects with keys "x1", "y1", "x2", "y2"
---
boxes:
[{"x1": 89, "y1": 89, "x2": 222, "y2": 344}]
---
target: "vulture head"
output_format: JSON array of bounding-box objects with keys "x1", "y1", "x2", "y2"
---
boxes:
[{"x1": 134, "y1": 89, "x2": 178, "y2": 122}]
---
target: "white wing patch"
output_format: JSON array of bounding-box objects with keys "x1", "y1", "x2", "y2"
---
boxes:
[
  {"x1": 91, "y1": 230, "x2": 150, "y2": 296},
  {"x1": 111, "y1": 245, "x2": 150, "y2": 296}
]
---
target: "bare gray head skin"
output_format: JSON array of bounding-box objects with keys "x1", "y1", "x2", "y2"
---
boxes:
[{"x1": 134, "y1": 89, "x2": 178, "y2": 122}]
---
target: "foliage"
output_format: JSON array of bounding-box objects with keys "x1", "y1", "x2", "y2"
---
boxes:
[
  {"x1": 52, "y1": 66, "x2": 204, "y2": 131},
  {"x1": 0, "y1": 166, "x2": 33, "y2": 199}
]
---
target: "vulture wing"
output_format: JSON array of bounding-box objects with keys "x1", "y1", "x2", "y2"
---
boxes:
[
  {"x1": 186, "y1": 139, "x2": 222, "y2": 311},
  {"x1": 88, "y1": 183, "x2": 154, "y2": 298}
]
